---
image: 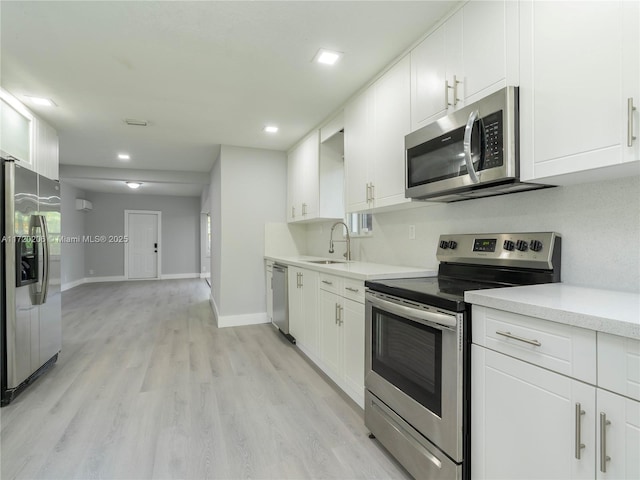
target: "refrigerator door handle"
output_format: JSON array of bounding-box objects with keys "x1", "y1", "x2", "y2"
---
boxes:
[{"x1": 29, "y1": 215, "x2": 50, "y2": 305}]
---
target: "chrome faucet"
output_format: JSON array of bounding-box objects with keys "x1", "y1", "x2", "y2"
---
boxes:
[{"x1": 329, "y1": 221, "x2": 351, "y2": 261}]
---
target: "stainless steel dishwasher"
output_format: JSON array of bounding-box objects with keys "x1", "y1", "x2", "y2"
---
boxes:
[{"x1": 272, "y1": 264, "x2": 295, "y2": 344}]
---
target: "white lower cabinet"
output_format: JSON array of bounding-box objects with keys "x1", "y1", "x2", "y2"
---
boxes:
[
  {"x1": 318, "y1": 274, "x2": 365, "y2": 407},
  {"x1": 472, "y1": 345, "x2": 596, "y2": 480},
  {"x1": 472, "y1": 307, "x2": 640, "y2": 480},
  {"x1": 596, "y1": 389, "x2": 640, "y2": 479},
  {"x1": 287, "y1": 267, "x2": 318, "y2": 353}
]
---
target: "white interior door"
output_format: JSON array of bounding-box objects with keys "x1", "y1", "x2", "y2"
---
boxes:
[{"x1": 127, "y1": 212, "x2": 159, "y2": 279}]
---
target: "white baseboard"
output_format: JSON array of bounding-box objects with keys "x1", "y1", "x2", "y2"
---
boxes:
[
  {"x1": 209, "y1": 293, "x2": 220, "y2": 326},
  {"x1": 84, "y1": 275, "x2": 126, "y2": 283},
  {"x1": 61, "y1": 278, "x2": 87, "y2": 292},
  {"x1": 208, "y1": 294, "x2": 269, "y2": 328},
  {"x1": 63, "y1": 274, "x2": 201, "y2": 291},
  {"x1": 161, "y1": 273, "x2": 200, "y2": 280}
]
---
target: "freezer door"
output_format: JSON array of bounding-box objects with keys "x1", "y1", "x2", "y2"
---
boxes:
[
  {"x1": 5, "y1": 163, "x2": 39, "y2": 388},
  {"x1": 36, "y1": 175, "x2": 61, "y2": 365}
]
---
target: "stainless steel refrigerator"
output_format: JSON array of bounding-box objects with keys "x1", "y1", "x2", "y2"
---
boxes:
[{"x1": 1, "y1": 158, "x2": 61, "y2": 406}]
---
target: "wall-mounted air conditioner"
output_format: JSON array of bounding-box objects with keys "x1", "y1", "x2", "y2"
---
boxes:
[{"x1": 75, "y1": 199, "x2": 93, "y2": 211}]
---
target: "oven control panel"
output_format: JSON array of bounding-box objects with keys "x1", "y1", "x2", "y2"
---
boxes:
[{"x1": 436, "y1": 232, "x2": 561, "y2": 270}]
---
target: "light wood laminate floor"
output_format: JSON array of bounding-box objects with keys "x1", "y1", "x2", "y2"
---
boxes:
[{"x1": 1, "y1": 279, "x2": 411, "y2": 479}]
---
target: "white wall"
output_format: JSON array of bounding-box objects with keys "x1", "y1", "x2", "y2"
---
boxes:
[
  {"x1": 304, "y1": 175, "x2": 640, "y2": 292},
  {"x1": 209, "y1": 155, "x2": 222, "y2": 311},
  {"x1": 83, "y1": 191, "x2": 201, "y2": 278},
  {"x1": 60, "y1": 181, "x2": 86, "y2": 289},
  {"x1": 208, "y1": 145, "x2": 287, "y2": 326}
]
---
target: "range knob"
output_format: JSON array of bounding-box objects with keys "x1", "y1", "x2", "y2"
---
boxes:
[
  {"x1": 439, "y1": 240, "x2": 449, "y2": 249},
  {"x1": 515, "y1": 240, "x2": 529, "y2": 252},
  {"x1": 448, "y1": 240, "x2": 458, "y2": 250},
  {"x1": 503, "y1": 240, "x2": 515, "y2": 251},
  {"x1": 530, "y1": 240, "x2": 543, "y2": 252}
]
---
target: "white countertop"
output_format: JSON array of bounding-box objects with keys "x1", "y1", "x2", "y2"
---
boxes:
[
  {"x1": 265, "y1": 255, "x2": 437, "y2": 281},
  {"x1": 465, "y1": 283, "x2": 640, "y2": 340}
]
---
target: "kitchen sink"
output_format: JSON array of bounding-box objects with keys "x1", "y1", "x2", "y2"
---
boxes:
[{"x1": 306, "y1": 260, "x2": 346, "y2": 264}]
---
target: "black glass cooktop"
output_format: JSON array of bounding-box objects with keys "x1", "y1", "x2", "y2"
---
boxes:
[{"x1": 365, "y1": 276, "x2": 511, "y2": 312}]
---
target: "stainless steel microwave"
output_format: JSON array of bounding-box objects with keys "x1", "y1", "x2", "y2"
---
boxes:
[{"x1": 405, "y1": 86, "x2": 549, "y2": 202}]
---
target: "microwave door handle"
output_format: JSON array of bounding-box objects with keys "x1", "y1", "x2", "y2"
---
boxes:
[{"x1": 463, "y1": 110, "x2": 481, "y2": 184}]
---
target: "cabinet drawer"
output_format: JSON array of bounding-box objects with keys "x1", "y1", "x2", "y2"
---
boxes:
[
  {"x1": 598, "y1": 333, "x2": 640, "y2": 401},
  {"x1": 472, "y1": 306, "x2": 596, "y2": 384},
  {"x1": 319, "y1": 273, "x2": 342, "y2": 294},
  {"x1": 342, "y1": 279, "x2": 365, "y2": 304}
]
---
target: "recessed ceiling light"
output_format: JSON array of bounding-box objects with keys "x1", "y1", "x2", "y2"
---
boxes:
[
  {"x1": 126, "y1": 182, "x2": 142, "y2": 189},
  {"x1": 118, "y1": 153, "x2": 131, "y2": 160},
  {"x1": 264, "y1": 125, "x2": 279, "y2": 133},
  {"x1": 314, "y1": 49, "x2": 342, "y2": 65},
  {"x1": 26, "y1": 96, "x2": 55, "y2": 107}
]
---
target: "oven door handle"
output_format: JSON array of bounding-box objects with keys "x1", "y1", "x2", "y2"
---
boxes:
[{"x1": 367, "y1": 293, "x2": 457, "y2": 329}]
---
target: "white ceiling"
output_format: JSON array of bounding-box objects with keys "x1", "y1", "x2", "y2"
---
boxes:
[{"x1": 1, "y1": 1, "x2": 457, "y2": 195}]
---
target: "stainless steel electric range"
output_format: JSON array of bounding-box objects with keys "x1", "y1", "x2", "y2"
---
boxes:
[{"x1": 364, "y1": 232, "x2": 562, "y2": 480}]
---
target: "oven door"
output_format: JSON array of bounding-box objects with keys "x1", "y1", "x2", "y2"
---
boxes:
[{"x1": 365, "y1": 290, "x2": 464, "y2": 462}]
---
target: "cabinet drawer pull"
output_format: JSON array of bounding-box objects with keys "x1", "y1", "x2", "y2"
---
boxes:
[
  {"x1": 628, "y1": 97, "x2": 637, "y2": 147},
  {"x1": 600, "y1": 412, "x2": 611, "y2": 473},
  {"x1": 345, "y1": 287, "x2": 359, "y2": 293},
  {"x1": 322, "y1": 280, "x2": 333, "y2": 285},
  {"x1": 575, "y1": 403, "x2": 585, "y2": 459},
  {"x1": 495, "y1": 330, "x2": 542, "y2": 347},
  {"x1": 292, "y1": 206, "x2": 295, "y2": 218}
]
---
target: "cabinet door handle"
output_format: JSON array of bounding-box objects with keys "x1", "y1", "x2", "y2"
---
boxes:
[
  {"x1": 575, "y1": 403, "x2": 586, "y2": 459},
  {"x1": 335, "y1": 303, "x2": 340, "y2": 324},
  {"x1": 302, "y1": 203, "x2": 307, "y2": 216},
  {"x1": 370, "y1": 183, "x2": 375, "y2": 201},
  {"x1": 446, "y1": 75, "x2": 461, "y2": 107},
  {"x1": 299, "y1": 272, "x2": 303, "y2": 288},
  {"x1": 600, "y1": 412, "x2": 611, "y2": 473},
  {"x1": 366, "y1": 183, "x2": 371, "y2": 203},
  {"x1": 345, "y1": 287, "x2": 359, "y2": 293},
  {"x1": 495, "y1": 330, "x2": 542, "y2": 347},
  {"x1": 322, "y1": 280, "x2": 333, "y2": 285},
  {"x1": 292, "y1": 206, "x2": 296, "y2": 218},
  {"x1": 337, "y1": 304, "x2": 343, "y2": 325},
  {"x1": 628, "y1": 97, "x2": 637, "y2": 147},
  {"x1": 445, "y1": 79, "x2": 450, "y2": 108}
]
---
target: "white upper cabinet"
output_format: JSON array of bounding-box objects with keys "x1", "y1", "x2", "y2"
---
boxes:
[
  {"x1": 1, "y1": 91, "x2": 35, "y2": 171},
  {"x1": 287, "y1": 130, "x2": 319, "y2": 222},
  {"x1": 287, "y1": 127, "x2": 344, "y2": 223},
  {"x1": 519, "y1": 0, "x2": 640, "y2": 183},
  {"x1": 410, "y1": 1, "x2": 518, "y2": 131},
  {"x1": 34, "y1": 118, "x2": 59, "y2": 180},
  {"x1": 345, "y1": 54, "x2": 411, "y2": 213},
  {"x1": 0, "y1": 89, "x2": 59, "y2": 180}
]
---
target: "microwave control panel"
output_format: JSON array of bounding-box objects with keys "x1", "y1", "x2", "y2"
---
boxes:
[{"x1": 481, "y1": 111, "x2": 503, "y2": 170}]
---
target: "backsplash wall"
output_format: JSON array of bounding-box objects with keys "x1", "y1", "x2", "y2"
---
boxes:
[{"x1": 305, "y1": 175, "x2": 640, "y2": 292}]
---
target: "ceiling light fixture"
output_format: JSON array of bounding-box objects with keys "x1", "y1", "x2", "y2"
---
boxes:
[
  {"x1": 314, "y1": 48, "x2": 342, "y2": 66},
  {"x1": 126, "y1": 182, "x2": 142, "y2": 189},
  {"x1": 118, "y1": 153, "x2": 131, "y2": 160},
  {"x1": 26, "y1": 96, "x2": 55, "y2": 107},
  {"x1": 264, "y1": 125, "x2": 279, "y2": 133}
]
